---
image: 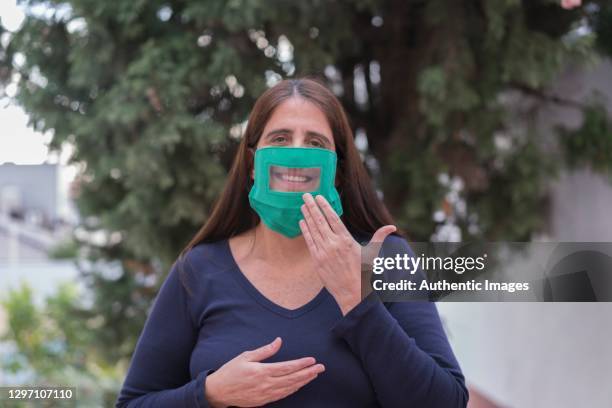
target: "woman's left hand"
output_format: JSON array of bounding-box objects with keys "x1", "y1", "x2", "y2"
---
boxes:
[{"x1": 299, "y1": 193, "x2": 396, "y2": 316}]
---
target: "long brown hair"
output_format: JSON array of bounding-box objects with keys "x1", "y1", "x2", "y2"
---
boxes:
[{"x1": 179, "y1": 77, "x2": 400, "y2": 264}]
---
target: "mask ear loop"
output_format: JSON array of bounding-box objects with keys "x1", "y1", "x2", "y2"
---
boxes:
[
  {"x1": 245, "y1": 146, "x2": 261, "y2": 248},
  {"x1": 335, "y1": 155, "x2": 343, "y2": 190},
  {"x1": 245, "y1": 146, "x2": 255, "y2": 193}
]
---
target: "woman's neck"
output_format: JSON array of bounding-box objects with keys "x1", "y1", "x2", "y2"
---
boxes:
[{"x1": 250, "y1": 222, "x2": 310, "y2": 265}]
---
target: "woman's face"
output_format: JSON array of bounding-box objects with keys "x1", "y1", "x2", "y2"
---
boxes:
[{"x1": 256, "y1": 97, "x2": 335, "y2": 193}]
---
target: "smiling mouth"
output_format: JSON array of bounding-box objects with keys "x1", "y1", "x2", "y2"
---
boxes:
[
  {"x1": 272, "y1": 171, "x2": 314, "y2": 183},
  {"x1": 269, "y1": 166, "x2": 320, "y2": 192}
]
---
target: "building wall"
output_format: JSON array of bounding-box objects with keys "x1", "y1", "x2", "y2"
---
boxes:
[
  {"x1": 438, "y1": 58, "x2": 612, "y2": 408},
  {"x1": 0, "y1": 163, "x2": 59, "y2": 221}
]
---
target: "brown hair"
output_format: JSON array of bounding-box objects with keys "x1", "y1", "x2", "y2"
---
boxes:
[{"x1": 179, "y1": 77, "x2": 400, "y2": 264}]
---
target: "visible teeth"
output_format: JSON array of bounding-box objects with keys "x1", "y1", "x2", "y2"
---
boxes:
[{"x1": 282, "y1": 174, "x2": 308, "y2": 182}]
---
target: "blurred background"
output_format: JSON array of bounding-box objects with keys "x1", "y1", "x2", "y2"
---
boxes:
[{"x1": 1, "y1": 0, "x2": 612, "y2": 406}]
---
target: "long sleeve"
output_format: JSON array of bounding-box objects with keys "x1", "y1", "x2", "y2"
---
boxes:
[
  {"x1": 115, "y1": 258, "x2": 212, "y2": 408},
  {"x1": 331, "y1": 236, "x2": 468, "y2": 408}
]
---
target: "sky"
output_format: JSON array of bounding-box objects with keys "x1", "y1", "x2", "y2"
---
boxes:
[
  {"x1": 1, "y1": 1, "x2": 78, "y2": 224},
  {"x1": 0, "y1": 1, "x2": 57, "y2": 166}
]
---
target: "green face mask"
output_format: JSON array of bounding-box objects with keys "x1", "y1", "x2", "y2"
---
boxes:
[{"x1": 248, "y1": 146, "x2": 344, "y2": 238}]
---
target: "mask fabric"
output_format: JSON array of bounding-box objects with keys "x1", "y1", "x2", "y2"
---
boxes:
[{"x1": 248, "y1": 146, "x2": 344, "y2": 238}]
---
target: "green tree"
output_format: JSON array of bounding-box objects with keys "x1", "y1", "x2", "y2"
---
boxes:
[
  {"x1": 1, "y1": 283, "x2": 121, "y2": 406},
  {"x1": 1, "y1": 0, "x2": 612, "y2": 392}
]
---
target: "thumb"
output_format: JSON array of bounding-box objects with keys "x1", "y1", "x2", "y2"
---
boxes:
[
  {"x1": 370, "y1": 225, "x2": 396, "y2": 244},
  {"x1": 242, "y1": 337, "x2": 282, "y2": 362}
]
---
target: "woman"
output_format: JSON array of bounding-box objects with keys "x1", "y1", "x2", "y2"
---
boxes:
[{"x1": 115, "y1": 78, "x2": 468, "y2": 407}]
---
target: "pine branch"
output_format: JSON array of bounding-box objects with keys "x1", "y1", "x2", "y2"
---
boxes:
[{"x1": 510, "y1": 82, "x2": 587, "y2": 110}]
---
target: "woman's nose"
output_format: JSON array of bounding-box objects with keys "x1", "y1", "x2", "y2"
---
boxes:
[{"x1": 291, "y1": 136, "x2": 307, "y2": 147}]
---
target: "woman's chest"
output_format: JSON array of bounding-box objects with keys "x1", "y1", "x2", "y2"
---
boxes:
[
  {"x1": 189, "y1": 297, "x2": 376, "y2": 406},
  {"x1": 239, "y1": 259, "x2": 324, "y2": 311}
]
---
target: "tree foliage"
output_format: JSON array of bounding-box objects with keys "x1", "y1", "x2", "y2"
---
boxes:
[
  {"x1": 1, "y1": 0, "x2": 612, "y2": 388},
  {"x1": 1, "y1": 283, "x2": 121, "y2": 405}
]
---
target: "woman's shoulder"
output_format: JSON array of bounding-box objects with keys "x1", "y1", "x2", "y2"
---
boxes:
[
  {"x1": 382, "y1": 233, "x2": 412, "y2": 250},
  {"x1": 174, "y1": 239, "x2": 234, "y2": 282},
  {"x1": 351, "y1": 230, "x2": 411, "y2": 248}
]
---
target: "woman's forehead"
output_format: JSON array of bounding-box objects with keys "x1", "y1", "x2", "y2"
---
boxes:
[{"x1": 264, "y1": 98, "x2": 332, "y2": 134}]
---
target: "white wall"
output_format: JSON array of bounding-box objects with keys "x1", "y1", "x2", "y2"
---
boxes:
[{"x1": 438, "y1": 58, "x2": 612, "y2": 408}]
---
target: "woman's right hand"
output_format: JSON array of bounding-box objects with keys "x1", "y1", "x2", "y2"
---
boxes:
[{"x1": 204, "y1": 337, "x2": 325, "y2": 408}]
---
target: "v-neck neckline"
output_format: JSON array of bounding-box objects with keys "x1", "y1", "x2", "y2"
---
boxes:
[{"x1": 222, "y1": 238, "x2": 330, "y2": 319}]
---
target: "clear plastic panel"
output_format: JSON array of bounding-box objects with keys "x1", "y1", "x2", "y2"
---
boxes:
[{"x1": 269, "y1": 165, "x2": 321, "y2": 192}]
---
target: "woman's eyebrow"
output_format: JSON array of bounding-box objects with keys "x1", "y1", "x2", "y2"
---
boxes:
[
  {"x1": 264, "y1": 128, "x2": 332, "y2": 144},
  {"x1": 265, "y1": 128, "x2": 291, "y2": 139},
  {"x1": 306, "y1": 131, "x2": 333, "y2": 146},
  {"x1": 305, "y1": 130, "x2": 331, "y2": 140}
]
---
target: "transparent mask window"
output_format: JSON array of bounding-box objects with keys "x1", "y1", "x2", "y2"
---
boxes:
[{"x1": 269, "y1": 165, "x2": 321, "y2": 192}]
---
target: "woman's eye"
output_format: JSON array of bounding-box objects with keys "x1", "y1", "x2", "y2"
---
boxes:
[
  {"x1": 272, "y1": 135, "x2": 287, "y2": 143},
  {"x1": 310, "y1": 140, "x2": 323, "y2": 147}
]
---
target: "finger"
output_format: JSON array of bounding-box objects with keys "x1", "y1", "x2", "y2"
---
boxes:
[
  {"x1": 363, "y1": 226, "x2": 397, "y2": 268},
  {"x1": 299, "y1": 219, "x2": 321, "y2": 256},
  {"x1": 363, "y1": 240, "x2": 384, "y2": 267},
  {"x1": 305, "y1": 193, "x2": 334, "y2": 236},
  {"x1": 370, "y1": 225, "x2": 397, "y2": 244},
  {"x1": 242, "y1": 337, "x2": 282, "y2": 362},
  {"x1": 264, "y1": 356, "x2": 317, "y2": 377},
  {"x1": 301, "y1": 203, "x2": 325, "y2": 245},
  {"x1": 275, "y1": 371, "x2": 320, "y2": 398},
  {"x1": 267, "y1": 370, "x2": 321, "y2": 404},
  {"x1": 302, "y1": 193, "x2": 332, "y2": 241},
  {"x1": 314, "y1": 194, "x2": 349, "y2": 236},
  {"x1": 272, "y1": 363, "x2": 325, "y2": 388}
]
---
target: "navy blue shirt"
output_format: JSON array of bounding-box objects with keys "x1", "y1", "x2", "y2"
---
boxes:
[{"x1": 115, "y1": 235, "x2": 468, "y2": 407}]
